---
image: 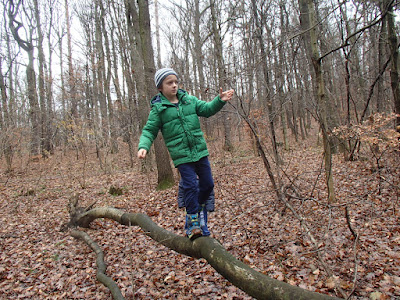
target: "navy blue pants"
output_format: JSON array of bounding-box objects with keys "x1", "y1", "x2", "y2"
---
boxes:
[{"x1": 177, "y1": 156, "x2": 214, "y2": 214}]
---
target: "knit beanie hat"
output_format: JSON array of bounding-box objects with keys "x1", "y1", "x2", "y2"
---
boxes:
[{"x1": 154, "y1": 68, "x2": 178, "y2": 88}]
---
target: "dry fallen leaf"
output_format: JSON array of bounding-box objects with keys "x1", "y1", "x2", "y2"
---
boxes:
[
  {"x1": 325, "y1": 276, "x2": 336, "y2": 289},
  {"x1": 369, "y1": 291, "x2": 387, "y2": 300}
]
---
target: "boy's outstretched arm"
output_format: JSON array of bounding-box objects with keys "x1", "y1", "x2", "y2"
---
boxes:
[
  {"x1": 137, "y1": 149, "x2": 147, "y2": 159},
  {"x1": 219, "y1": 88, "x2": 234, "y2": 102}
]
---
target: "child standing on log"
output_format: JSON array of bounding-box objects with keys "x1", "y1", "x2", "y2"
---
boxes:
[{"x1": 137, "y1": 68, "x2": 234, "y2": 240}]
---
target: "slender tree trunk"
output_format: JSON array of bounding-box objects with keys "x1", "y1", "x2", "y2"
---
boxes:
[
  {"x1": 385, "y1": 0, "x2": 400, "y2": 133},
  {"x1": 125, "y1": 0, "x2": 145, "y2": 169},
  {"x1": 8, "y1": 0, "x2": 40, "y2": 156},
  {"x1": 154, "y1": 0, "x2": 162, "y2": 69},
  {"x1": 377, "y1": 10, "x2": 387, "y2": 113},
  {"x1": 89, "y1": 24, "x2": 102, "y2": 156},
  {"x1": 45, "y1": 7, "x2": 55, "y2": 155},
  {"x1": 0, "y1": 58, "x2": 8, "y2": 128},
  {"x1": 210, "y1": 0, "x2": 233, "y2": 151},
  {"x1": 193, "y1": 0, "x2": 210, "y2": 136},
  {"x1": 251, "y1": 0, "x2": 282, "y2": 165},
  {"x1": 126, "y1": 0, "x2": 174, "y2": 187},
  {"x1": 0, "y1": 58, "x2": 12, "y2": 171},
  {"x1": 65, "y1": 0, "x2": 77, "y2": 120},
  {"x1": 99, "y1": 0, "x2": 118, "y2": 153},
  {"x1": 5, "y1": 20, "x2": 15, "y2": 126},
  {"x1": 299, "y1": 0, "x2": 336, "y2": 203},
  {"x1": 110, "y1": 29, "x2": 123, "y2": 105},
  {"x1": 293, "y1": 50, "x2": 307, "y2": 140},
  {"x1": 33, "y1": 0, "x2": 50, "y2": 157},
  {"x1": 95, "y1": 0, "x2": 109, "y2": 148},
  {"x1": 26, "y1": 52, "x2": 40, "y2": 156},
  {"x1": 139, "y1": 0, "x2": 174, "y2": 188},
  {"x1": 278, "y1": 3, "x2": 289, "y2": 151},
  {"x1": 58, "y1": 29, "x2": 68, "y2": 151}
]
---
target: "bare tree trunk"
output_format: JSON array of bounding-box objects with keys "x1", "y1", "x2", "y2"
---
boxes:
[
  {"x1": 88, "y1": 22, "x2": 102, "y2": 157},
  {"x1": 99, "y1": 0, "x2": 118, "y2": 153},
  {"x1": 126, "y1": 0, "x2": 175, "y2": 187},
  {"x1": 125, "y1": 0, "x2": 145, "y2": 168},
  {"x1": 154, "y1": 0, "x2": 162, "y2": 69},
  {"x1": 251, "y1": 0, "x2": 282, "y2": 165},
  {"x1": 193, "y1": 0, "x2": 211, "y2": 136},
  {"x1": 0, "y1": 58, "x2": 12, "y2": 171},
  {"x1": 65, "y1": 0, "x2": 77, "y2": 120},
  {"x1": 385, "y1": 0, "x2": 400, "y2": 133},
  {"x1": 0, "y1": 58, "x2": 8, "y2": 128},
  {"x1": 377, "y1": 7, "x2": 387, "y2": 113},
  {"x1": 298, "y1": 0, "x2": 336, "y2": 203},
  {"x1": 110, "y1": 26, "x2": 123, "y2": 107},
  {"x1": 33, "y1": 0, "x2": 51, "y2": 157},
  {"x1": 26, "y1": 54, "x2": 41, "y2": 155},
  {"x1": 57, "y1": 29, "x2": 68, "y2": 152},
  {"x1": 140, "y1": 0, "x2": 174, "y2": 188},
  {"x1": 4, "y1": 23, "x2": 15, "y2": 126},
  {"x1": 210, "y1": 0, "x2": 233, "y2": 151},
  {"x1": 95, "y1": 0, "x2": 109, "y2": 148},
  {"x1": 8, "y1": 0, "x2": 40, "y2": 156},
  {"x1": 296, "y1": 60, "x2": 308, "y2": 140},
  {"x1": 45, "y1": 4, "x2": 55, "y2": 155},
  {"x1": 277, "y1": 3, "x2": 289, "y2": 151}
]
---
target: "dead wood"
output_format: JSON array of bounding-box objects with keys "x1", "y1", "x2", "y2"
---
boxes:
[
  {"x1": 68, "y1": 204, "x2": 342, "y2": 300},
  {"x1": 70, "y1": 229, "x2": 125, "y2": 300}
]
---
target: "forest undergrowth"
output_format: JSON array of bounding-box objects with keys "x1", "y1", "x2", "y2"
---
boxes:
[{"x1": 0, "y1": 130, "x2": 399, "y2": 299}]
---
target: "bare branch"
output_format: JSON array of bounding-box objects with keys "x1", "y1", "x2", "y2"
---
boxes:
[
  {"x1": 70, "y1": 229, "x2": 126, "y2": 300},
  {"x1": 68, "y1": 205, "x2": 342, "y2": 300}
]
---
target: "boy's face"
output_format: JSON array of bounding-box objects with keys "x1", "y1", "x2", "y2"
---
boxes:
[{"x1": 159, "y1": 75, "x2": 178, "y2": 99}]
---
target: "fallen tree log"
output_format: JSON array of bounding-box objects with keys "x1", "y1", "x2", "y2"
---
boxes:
[{"x1": 68, "y1": 206, "x2": 342, "y2": 300}]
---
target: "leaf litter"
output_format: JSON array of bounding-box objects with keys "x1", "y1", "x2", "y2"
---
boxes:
[{"x1": 0, "y1": 137, "x2": 399, "y2": 299}]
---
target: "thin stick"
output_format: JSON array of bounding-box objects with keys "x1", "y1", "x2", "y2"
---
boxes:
[{"x1": 345, "y1": 206, "x2": 358, "y2": 239}]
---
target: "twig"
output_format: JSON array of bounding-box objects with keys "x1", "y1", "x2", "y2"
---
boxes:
[
  {"x1": 345, "y1": 206, "x2": 358, "y2": 239},
  {"x1": 309, "y1": 155, "x2": 325, "y2": 200},
  {"x1": 344, "y1": 206, "x2": 360, "y2": 299},
  {"x1": 280, "y1": 189, "x2": 348, "y2": 299},
  {"x1": 346, "y1": 234, "x2": 360, "y2": 300}
]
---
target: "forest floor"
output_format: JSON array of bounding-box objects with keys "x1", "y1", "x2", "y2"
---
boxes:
[{"x1": 0, "y1": 131, "x2": 399, "y2": 299}]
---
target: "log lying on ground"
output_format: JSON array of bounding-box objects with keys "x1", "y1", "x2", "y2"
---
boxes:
[{"x1": 68, "y1": 206, "x2": 342, "y2": 300}]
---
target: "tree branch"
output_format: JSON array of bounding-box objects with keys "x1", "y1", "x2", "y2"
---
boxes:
[
  {"x1": 279, "y1": 190, "x2": 348, "y2": 299},
  {"x1": 68, "y1": 206, "x2": 342, "y2": 300},
  {"x1": 70, "y1": 229, "x2": 125, "y2": 300},
  {"x1": 318, "y1": 1, "x2": 393, "y2": 62}
]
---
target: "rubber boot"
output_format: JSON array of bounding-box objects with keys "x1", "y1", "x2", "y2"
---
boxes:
[
  {"x1": 185, "y1": 213, "x2": 202, "y2": 240},
  {"x1": 199, "y1": 204, "x2": 210, "y2": 236}
]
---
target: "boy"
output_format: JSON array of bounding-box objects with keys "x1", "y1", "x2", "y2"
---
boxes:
[{"x1": 137, "y1": 68, "x2": 234, "y2": 240}]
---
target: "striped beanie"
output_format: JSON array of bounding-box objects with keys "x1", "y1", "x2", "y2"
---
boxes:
[{"x1": 154, "y1": 68, "x2": 178, "y2": 88}]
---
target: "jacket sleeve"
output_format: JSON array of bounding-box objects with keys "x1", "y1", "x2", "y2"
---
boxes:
[
  {"x1": 138, "y1": 107, "x2": 161, "y2": 151},
  {"x1": 195, "y1": 95, "x2": 226, "y2": 118}
]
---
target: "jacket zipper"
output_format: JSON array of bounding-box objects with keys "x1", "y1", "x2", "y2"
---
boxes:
[{"x1": 176, "y1": 103, "x2": 193, "y2": 152}]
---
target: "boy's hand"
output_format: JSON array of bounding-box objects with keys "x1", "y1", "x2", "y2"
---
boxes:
[
  {"x1": 220, "y1": 88, "x2": 234, "y2": 102},
  {"x1": 137, "y1": 149, "x2": 147, "y2": 159}
]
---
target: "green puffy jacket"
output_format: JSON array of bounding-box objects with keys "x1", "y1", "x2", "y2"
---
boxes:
[{"x1": 138, "y1": 89, "x2": 226, "y2": 167}]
